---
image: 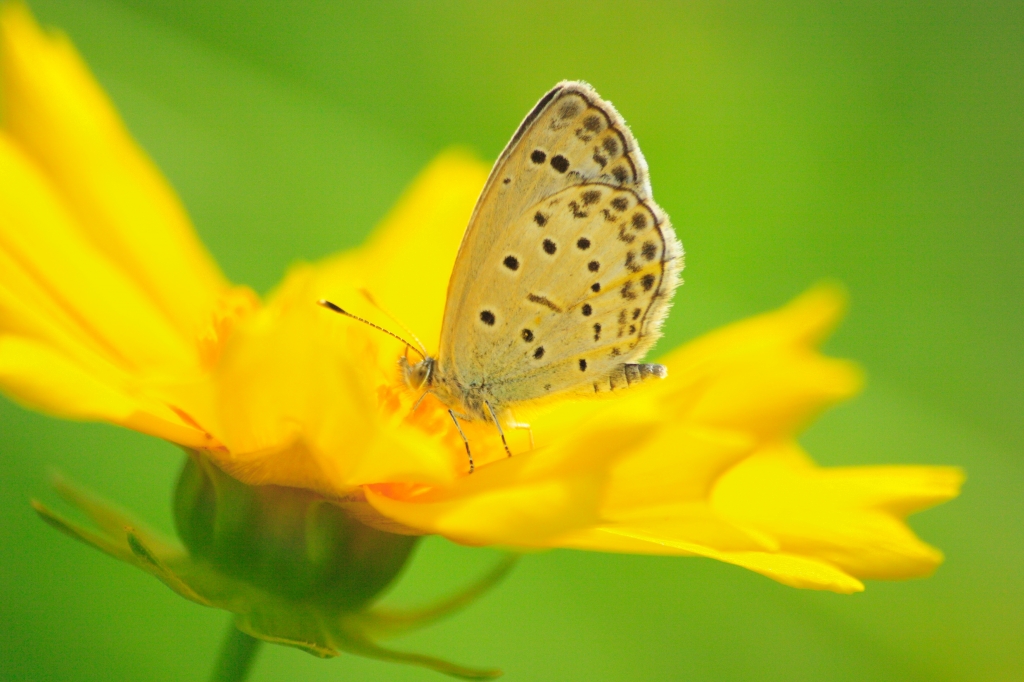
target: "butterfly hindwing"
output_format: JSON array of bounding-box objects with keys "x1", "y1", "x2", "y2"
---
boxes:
[{"x1": 437, "y1": 81, "x2": 683, "y2": 410}]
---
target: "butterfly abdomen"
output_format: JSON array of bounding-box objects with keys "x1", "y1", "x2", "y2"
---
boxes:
[{"x1": 592, "y1": 363, "x2": 667, "y2": 394}]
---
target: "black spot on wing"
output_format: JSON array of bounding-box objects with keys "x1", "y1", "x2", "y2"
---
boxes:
[
  {"x1": 625, "y1": 251, "x2": 641, "y2": 273},
  {"x1": 530, "y1": 149, "x2": 546, "y2": 164},
  {"x1": 551, "y1": 155, "x2": 570, "y2": 173},
  {"x1": 558, "y1": 101, "x2": 581, "y2": 120},
  {"x1": 521, "y1": 328, "x2": 534, "y2": 342},
  {"x1": 534, "y1": 346, "x2": 546, "y2": 359},
  {"x1": 533, "y1": 211, "x2": 548, "y2": 227},
  {"x1": 576, "y1": 237, "x2": 591, "y2": 250},
  {"x1": 480, "y1": 310, "x2": 495, "y2": 326},
  {"x1": 543, "y1": 238, "x2": 557, "y2": 254},
  {"x1": 527, "y1": 293, "x2": 562, "y2": 312},
  {"x1": 503, "y1": 255, "x2": 519, "y2": 271}
]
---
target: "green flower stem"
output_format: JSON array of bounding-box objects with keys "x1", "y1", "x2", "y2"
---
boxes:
[{"x1": 210, "y1": 622, "x2": 262, "y2": 682}]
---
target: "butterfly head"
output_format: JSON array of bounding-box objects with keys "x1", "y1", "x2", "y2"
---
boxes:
[{"x1": 400, "y1": 354, "x2": 435, "y2": 391}]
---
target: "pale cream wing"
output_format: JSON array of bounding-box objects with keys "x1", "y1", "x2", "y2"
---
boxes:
[{"x1": 438, "y1": 82, "x2": 683, "y2": 404}]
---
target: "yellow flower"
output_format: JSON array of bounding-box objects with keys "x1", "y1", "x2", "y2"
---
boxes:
[{"x1": 0, "y1": 1, "x2": 961, "y2": 603}]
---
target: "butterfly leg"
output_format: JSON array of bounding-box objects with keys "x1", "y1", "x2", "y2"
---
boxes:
[
  {"x1": 447, "y1": 409, "x2": 475, "y2": 474},
  {"x1": 483, "y1": 401, "x2": 513, "y2": 458},
  {"x1": 507, "y1": 420, "x2": 535, "y2": 449},
  {"x1": 410, "y1": 390, "x2": 430, "y2": 414}
]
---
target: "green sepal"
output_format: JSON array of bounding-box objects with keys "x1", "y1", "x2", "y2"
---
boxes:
[
  {"x1": 32, "y1": 463, "x2": 513, "y2": 679},
  {"x1": 355, "y1": 554, "x2": 519, "y2": 640}
]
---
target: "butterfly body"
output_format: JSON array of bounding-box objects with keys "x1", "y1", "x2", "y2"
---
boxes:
[{"x1": 402, "y1": 81, "x2": 683, "y2": 426}]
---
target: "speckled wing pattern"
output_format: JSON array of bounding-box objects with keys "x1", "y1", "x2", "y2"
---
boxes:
[{"x1": 437, "y1": 81, "x2": 683, "y2": 409}]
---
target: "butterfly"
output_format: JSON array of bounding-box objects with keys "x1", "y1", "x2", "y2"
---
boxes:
[{"x1": 323, "y1": 81, "x2": 683, "y2": 470}]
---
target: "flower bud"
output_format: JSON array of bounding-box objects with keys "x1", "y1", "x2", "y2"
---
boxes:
[
  {"x1": 33, "y1": 454, "x2": 511, "y2": 678},
  {"x1": 173, "y1": 452, "x2": 418, "y2": 611}
]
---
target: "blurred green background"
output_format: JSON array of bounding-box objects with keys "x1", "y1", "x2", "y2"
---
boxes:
[{"x1": 1, "y1": 1, "x2": 1021, "y2": 680}]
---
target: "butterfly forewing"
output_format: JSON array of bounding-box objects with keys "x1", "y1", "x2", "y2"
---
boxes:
[{"x1": 437, "y1": 81, "x2": 683, "y2": 411}]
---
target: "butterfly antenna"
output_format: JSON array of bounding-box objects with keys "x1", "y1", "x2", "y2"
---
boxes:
[
  {"x1": 317, "y1": 299, "x2": 426, "y2": 360},
  {"x1": 358, "y1": 288, "x2": 429, "y2": 358}
]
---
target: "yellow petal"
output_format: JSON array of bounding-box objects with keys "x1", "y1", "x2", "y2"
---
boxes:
[
  {"x1": 204, "y1": 264, "x2": 458, "y2": 493},
  {"x1": 366, "y1": 472, "x2": 603, "y2": 547},
  {"x1": 0, "y1": 335, "x2": 211, "y2": 446},
  {"x1": 0, "y1": 4, "x2": 227, "y2": 338},
  {"x1": 684, "y1": 351, "x2": 863, "y2": 440},
  {"x1": 0, "y1": 133, "x2": 196, "y2": 373},
  {"x1": 711, "y1": 442, "x2": 964, "y2": 580},
  {"x1": 662, "y1": 284, "x2": 848, "y2": 382},
  {"x1": 600, "y1": 423, "x2": 755, "y2": 518},
  {"x1": 365, "y1": 415, "x2": 656, "y2": 546},
  {"x1": 562, "y1": 526, "x2": 865, "y2": 593}
]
